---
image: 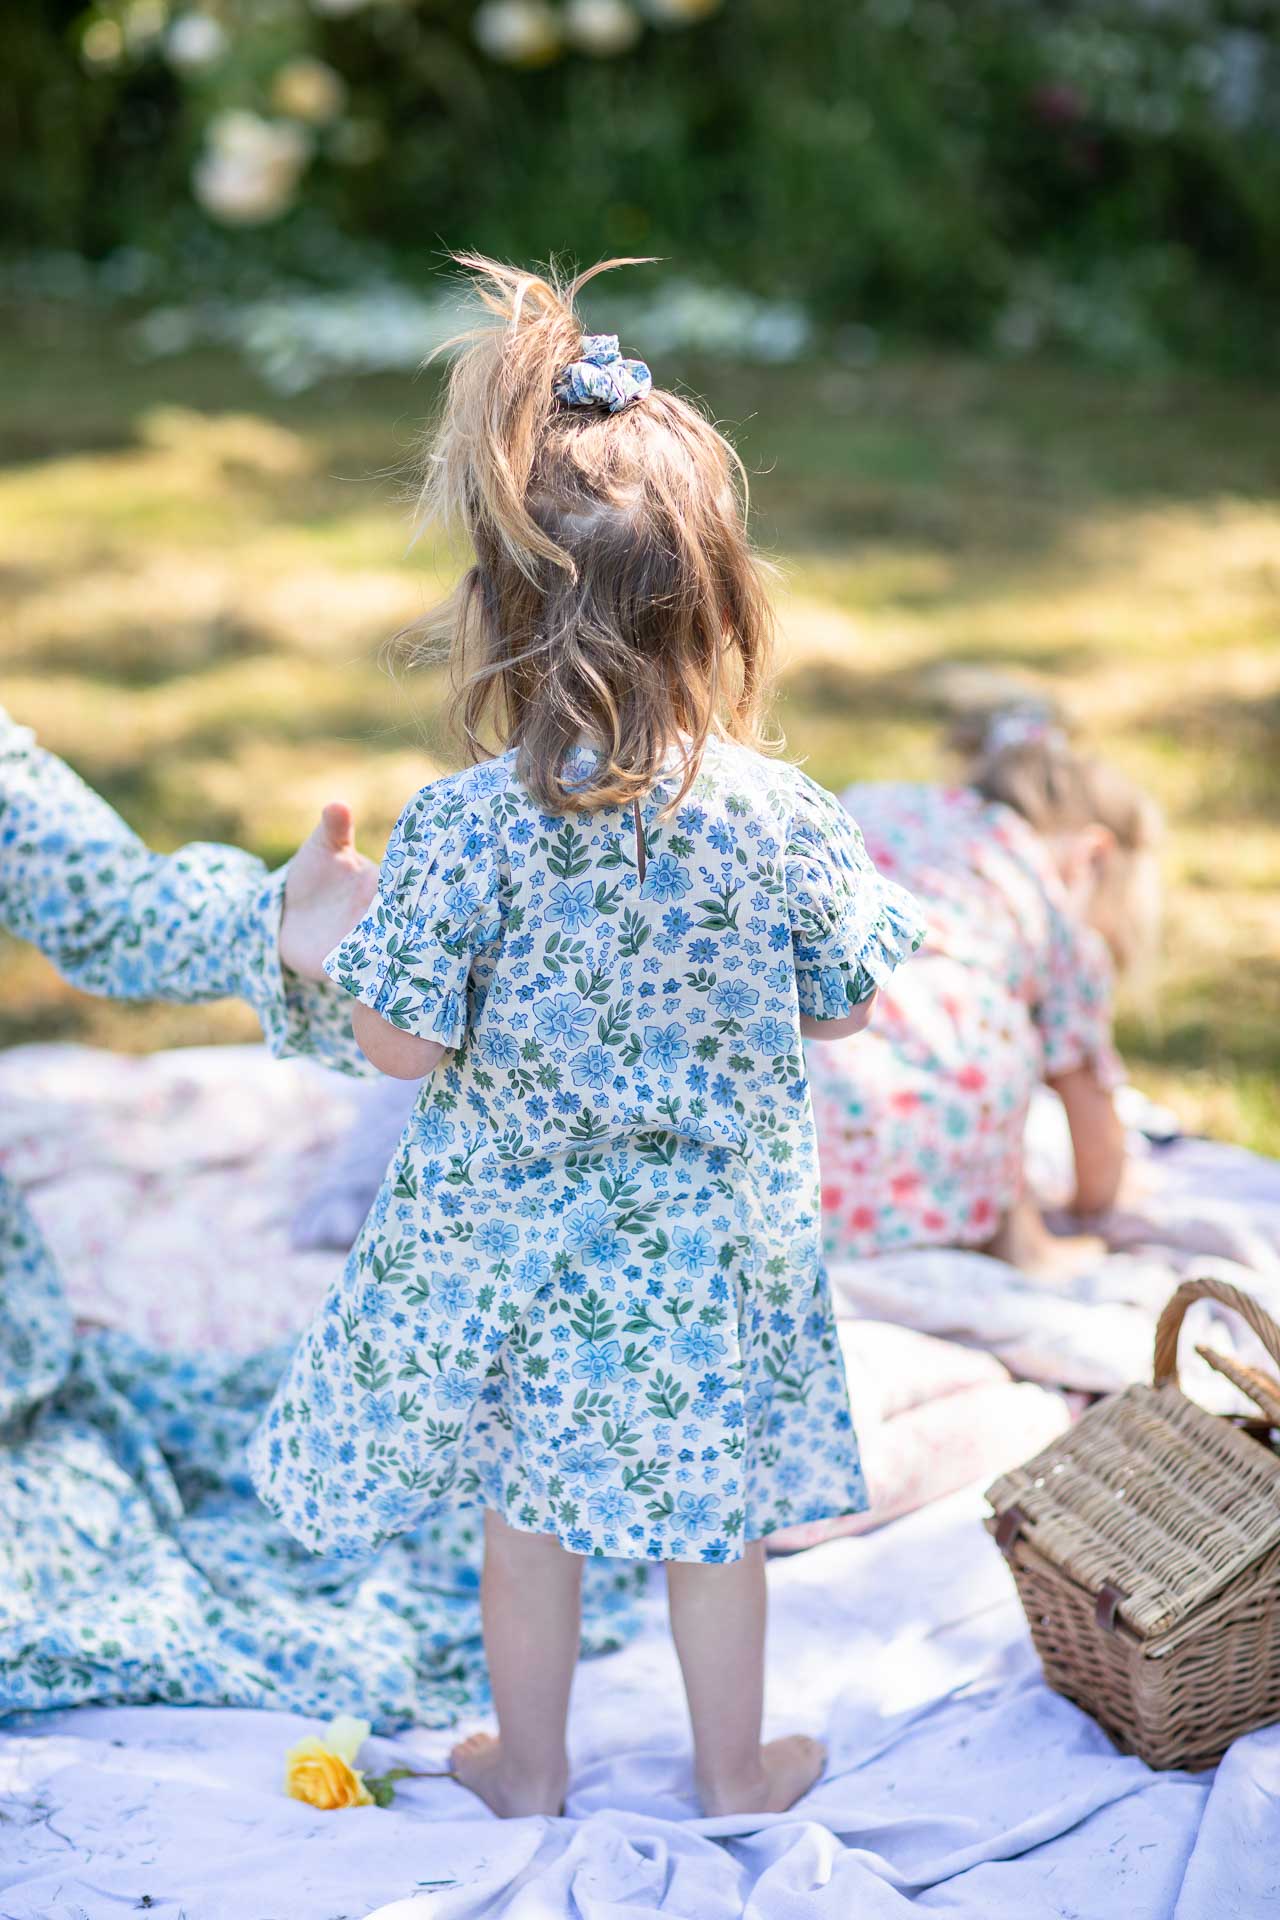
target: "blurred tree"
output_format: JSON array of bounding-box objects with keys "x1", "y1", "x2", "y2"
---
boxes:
[{"x1": 2, "y1": 1, "x2": 1278, "y2": 369}]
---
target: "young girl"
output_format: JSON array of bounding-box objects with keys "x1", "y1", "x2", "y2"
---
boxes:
[
  {"x1": 807, "y1": 704, "x2": 1162, "y2": 1275},
  {"x1": 248, "y1": 256, "x2": 923, "y2": 1818}
]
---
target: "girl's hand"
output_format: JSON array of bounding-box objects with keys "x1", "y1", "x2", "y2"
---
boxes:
[{"x1": 280, "y1": 801, "x2": 378, "y2": 982}]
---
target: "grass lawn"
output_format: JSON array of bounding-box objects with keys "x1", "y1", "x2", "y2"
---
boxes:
[{"x1": 3, "y1": 302, "x2": 1279, "y2": 1150}]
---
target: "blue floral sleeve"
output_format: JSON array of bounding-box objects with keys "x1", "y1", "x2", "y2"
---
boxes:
[
  {"x1": 323, "y1": 772, "x2": 505, "y2": 1049},
  {"x1": 787, "y1": 772, "x2": 927, "y2": 1020},
  {"x1": 0, "y1": 709, "x2": 367, "y2": 1075}
]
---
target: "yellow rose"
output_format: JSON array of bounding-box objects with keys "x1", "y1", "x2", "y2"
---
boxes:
[{"x1": 285, "y1": 1715, "x2": 374, "y2": 1810}]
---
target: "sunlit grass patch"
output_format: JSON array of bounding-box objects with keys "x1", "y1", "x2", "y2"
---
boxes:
[{"x1": 2, "y1": 324, "x2": 1278, "y2": 1153}]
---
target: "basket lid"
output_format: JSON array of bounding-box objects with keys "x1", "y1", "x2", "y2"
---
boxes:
[{"x1": 987, "y1": 1382, "x2": 1280, "y2": 1639}]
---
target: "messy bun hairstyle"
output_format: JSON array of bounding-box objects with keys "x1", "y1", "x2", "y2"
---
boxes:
[
  {"x1": 950, "y1": 699, "x2": 1163, "y2": 976},
  {"x1": 409, "y1": 253, "x2": 776, "y2": 813}
]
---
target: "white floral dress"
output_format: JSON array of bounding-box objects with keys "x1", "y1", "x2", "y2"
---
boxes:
[
  {"x1": 808, "y1": 782, "x2": 1125, "y2": 1262},
  {"x1": 249, "y1": 741, "x2": 924, "y2": 1565}
]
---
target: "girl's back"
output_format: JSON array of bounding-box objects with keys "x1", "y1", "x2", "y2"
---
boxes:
[
  {"x1": 333, "y1": 740, "x2": 915, "y2": 1166},
  {"x1": 265, "y1": 736, "x2": 920, "y2": 1564},
  {"x1": 250, "y1": 252, "x2": 924, "y2": 1820}
]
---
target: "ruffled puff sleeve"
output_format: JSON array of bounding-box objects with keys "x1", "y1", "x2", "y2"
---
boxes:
[
  {"x1": 787, "y1": 775, "x2": 927, "y2": 1022},
  {"x1": 322, "y1": 777, "x2": 504, "y2": 1051}
]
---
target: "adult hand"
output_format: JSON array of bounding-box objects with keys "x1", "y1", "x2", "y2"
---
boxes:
[{"x1": 279, "y1": 802, "x2": 377, "y2": 981}]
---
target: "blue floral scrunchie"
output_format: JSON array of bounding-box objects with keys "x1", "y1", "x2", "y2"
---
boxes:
[{"x1": 553, "y1": 333, "x2": 652, "y2": 414}]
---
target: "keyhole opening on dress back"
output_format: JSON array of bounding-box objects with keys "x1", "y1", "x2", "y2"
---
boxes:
[{"x1": 631, "y1": 798, "x2": 648, "y2": 884}]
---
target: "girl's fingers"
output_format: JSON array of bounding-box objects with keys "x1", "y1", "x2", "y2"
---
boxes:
[{"x1": 319, "y1": 800, "x2": 355, "y2": 852}]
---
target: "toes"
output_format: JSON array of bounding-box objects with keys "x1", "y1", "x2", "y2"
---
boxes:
[{"x1": 449, "y1": 1732, "x2": 495, "y2": 1769}]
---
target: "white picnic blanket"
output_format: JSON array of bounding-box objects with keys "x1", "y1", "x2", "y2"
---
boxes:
[
  {"x1": 5, "y1": 1043, "x2": 1280, "y2": 1917},
  {"x1": 3, "y1": 1487, "x2": 1276, "y2": 1919}
]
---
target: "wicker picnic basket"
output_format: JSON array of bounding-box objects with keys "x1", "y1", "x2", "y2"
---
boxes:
[{"x1": 986, "y1": 1275, "x2": 1280, "y2": 1771}]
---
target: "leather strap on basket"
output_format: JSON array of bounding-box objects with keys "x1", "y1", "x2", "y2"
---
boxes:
[
  {"x1": 1096, "y1": 1583, "x2": 1126, "y2": 1634},
  {"x1": 994, "y1": 1506, "x2": 1027, "y2": 1557},
  {"x1": 1152, "y1": 1275, "x2": 1280, "y2": 1419}
]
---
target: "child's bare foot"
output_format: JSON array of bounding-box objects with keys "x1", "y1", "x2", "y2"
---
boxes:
[
  {"x1": 697, "y1": 1734, "x2": 826, "y2": 1815},
  {"x1": 448, "y1": 1732, "x2": 566, "y2": 1817},
  {"x1": 984, "y1": 1197, "x2": 1106, "y2": 1283}
]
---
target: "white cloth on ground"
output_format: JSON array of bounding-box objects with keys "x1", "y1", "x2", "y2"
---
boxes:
[{"x1": 3, "y1": 1489, "x2": 1276, "y2": 1919}]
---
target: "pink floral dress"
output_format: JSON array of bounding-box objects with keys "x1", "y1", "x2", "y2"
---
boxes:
[{"x1": 809, "y1": 783, "x2": 1123, "y2": 1262}]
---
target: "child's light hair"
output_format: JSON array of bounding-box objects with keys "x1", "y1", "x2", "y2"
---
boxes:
[
  {"x1": 408, "y1": 253, "x2": 777, "y2": 813},
  {"x1": 950, "y1": 701, "x2": 1164, "y2": 976}
]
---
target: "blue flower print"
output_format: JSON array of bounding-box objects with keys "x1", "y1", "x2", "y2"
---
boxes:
[
  {"x1": 362, "y1": 1391, "x2": 397, "y2": 1433},
  {"x1": 642, "y1": 1022, "x2": 689, "y2": 1072},
  {"x1": 747, "y1": 1015, "x2": 793, "y2": 1056},
  {"x1": 572, "y1": 1045, "x2": 614, "y2": 1091},
  {"x1": 434, "y1": 1369, "x2": 481, "y2": 1412},
  {"x1": 573, "y1": 1340, "x2": 625, "y2": 1387},
  {"x1": 669, "y1": 1227, "x2": 714, "y2": 1276},
  {"x1": 675, "y1": 1490, "x2": 722, "y2": 1534},
  {"x1": 445, "y1": 880, "x2": 482, "y2": 919},
  {"x1": 583, "y1": 1223, "x2": 626, "y2": 1267},
  {"x1": 587, "y1": 1487, "x2": 635, "y2": 1527},
  {"x1": 251, "y1": 740, "x2": 925, "y2": 1565},
  {"x1": 475, "y1": 1219, "x2": 520, "y2": 1259},
  {"x1": 558, "y1": 1441, "x2": 613, "y2": 1489},
  {"x1": 535, "y1": 992, "x2": 594, "y2": 1049},
  {"x1": 671, "y1": 1323, "x2": 728, "y2": 1367},
  {"x1": 415, "y1": 1107, "x2": 456, "y2": 1152},
  {"x1": 710, "y1": 980, "x2": 760, "y2": 1020},
  {"x1": 516, "y1": 1249, "x2": 551, "y2": 1288},
  {"x1": 431, "y1": 1274, "x2": 475, "y2": 1314},
  {"x1": 641, "y1": 853, "x2": 692, "y2": 903},
  {"x1": 548, "y1": 879, "x2": 596, "y2": 932},
  {"x1": 480, "y1": 1031, "x2": 520, "y2": 1069},
  {"x1": 566, "y1": 1203, "x2": 611, "y2": 1253}
]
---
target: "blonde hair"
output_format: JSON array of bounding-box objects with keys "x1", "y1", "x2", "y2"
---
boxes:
[
  {"x1": 407, "y1": 253, "x2": 776, "y2": 813},
  {"x1": 951, "y1": 703, "x2": 1163, "y2": 975}
]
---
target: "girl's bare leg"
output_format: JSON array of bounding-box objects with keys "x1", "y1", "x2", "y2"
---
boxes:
[
  {"x1": 450, "y1": 1509, "x2": 583, "y2": 1816},
  {"x1": 666, "y1": 1540, "x2": 825, "y2": 1814}
]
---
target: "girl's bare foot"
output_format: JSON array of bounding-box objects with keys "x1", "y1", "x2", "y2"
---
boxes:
[
  {"x1": 984, "y1": 1196, "x2": 1106, "y2": 1283},
  {"x1": 697, "y1": 1734, "x2": 826, "y2": 1815},
  {"x1": 448, "y1": 1731, "x2": 566, "y2": 1817}
]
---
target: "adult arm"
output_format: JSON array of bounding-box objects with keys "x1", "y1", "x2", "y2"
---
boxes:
[{"x1": 0, "y1": 710, "x2": 374, "y2": 1072}]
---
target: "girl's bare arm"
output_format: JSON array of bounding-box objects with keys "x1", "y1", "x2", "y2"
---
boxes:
[
  {"x1": 799, "y1": 990, "x2": 878, "y2": 1042},
  {"x1": 352, "y1": 1001, "x2": 447, "y2": 1079},
  {"x1": 1048, "y1": 1063, "x2": 1126, "y2": 1214}
]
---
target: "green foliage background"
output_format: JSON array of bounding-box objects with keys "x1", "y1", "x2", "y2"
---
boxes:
[{"x1": 6, "y1": 1, "x2": 1280, "y2": 369}]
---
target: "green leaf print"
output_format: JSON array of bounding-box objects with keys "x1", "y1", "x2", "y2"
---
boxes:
[
  {"x1": 573, "y1": 966, "x2": 611, "y2": 1005},
  {"x1": 546, "y1": 821, "x2": 591, "y2": 880},
  {"x1": 353, "y1": 1343, "x2": 391, "y2": 1392},
  {"x1": 572, "y1": 1387, "x2": 613, "y2": 1427},
  {"x1": 695, "y1": 881, "x2": 742, "y2": 932},
  {"x1": 597, "y1": 998, "x2": 631, "y2": 1047},
  {"x1": 569, "y1": 1291, "x2": 617, "y2": 1343},
  {"x1": 621, "y1": 1457, "x2": 669, "y2": 1495},
  {"x1": 602, "y1": 1417, "x2": 641, "y2": 1456},
  {"x1": 618, "y1": 908, "x2": 650, "y2": 957},
  {"x1": 543, "y1": 930, "x2": 587, "y2": 974},
  {"x1": 645, "y1": 1370, "x2": 690, "y2": 1420}
]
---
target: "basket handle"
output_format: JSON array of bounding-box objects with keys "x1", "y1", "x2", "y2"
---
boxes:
[{"x1": 1153, "y1": 1275, "x2": 1280, "y2": 1418}]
